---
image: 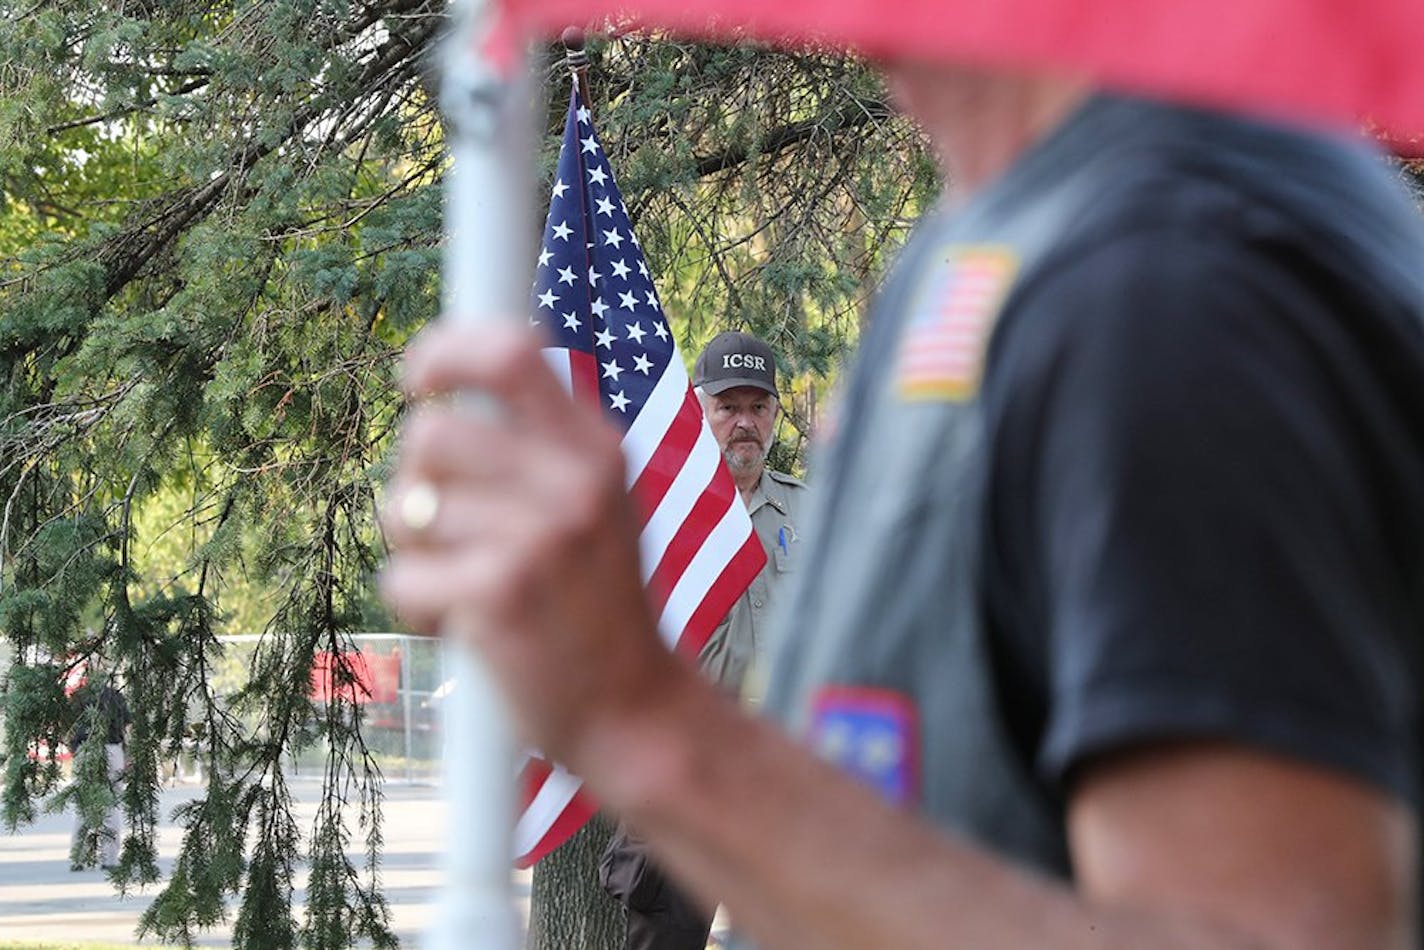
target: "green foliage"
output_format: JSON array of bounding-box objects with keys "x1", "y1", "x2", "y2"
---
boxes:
[
  {"x1": 0, "y1": 3, "x2": 931, "y2": 946},
  {"x1": 1402, "y1": 159, "x2": 1424, "y2": 208},
  {"x1": 0, "y1": 661, "x2": 69, "y2": 827},
  {"x1": 140, "y1": 774, "x2": 250, "y2": 942},
  {"x1": 571, "y1": 36, "x2": 936, "y2": 457},
  {"x1": 59, "y1": 719, "x2": 118, "y2": 870}
]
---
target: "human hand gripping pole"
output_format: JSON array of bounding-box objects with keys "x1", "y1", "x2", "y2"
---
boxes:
[{"x1": 424, "y1": 2, "x2": 531, "y2": 947}]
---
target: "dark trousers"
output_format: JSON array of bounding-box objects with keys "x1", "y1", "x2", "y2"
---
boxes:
[{"x1": 600, "y1": 825, "x2": 713, "y2": 950}]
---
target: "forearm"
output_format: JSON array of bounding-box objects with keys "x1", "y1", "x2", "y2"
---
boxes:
[{"x1": 577, "y1": 679, "x2": 1254, "y2": 950}]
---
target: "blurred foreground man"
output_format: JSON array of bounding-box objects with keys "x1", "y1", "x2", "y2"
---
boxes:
[
  {"x1": 384, "y1": 61, "x2": 1424, "y2": 948},
  {"x1": 601, "y1": 329, "x2": 808, "y2": 950}
]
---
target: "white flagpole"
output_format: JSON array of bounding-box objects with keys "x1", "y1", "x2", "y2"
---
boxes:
[{"x1": 425, "y1": 2, "x2": 532, "y2": 948}]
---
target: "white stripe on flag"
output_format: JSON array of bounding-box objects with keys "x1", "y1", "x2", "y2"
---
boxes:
[
  {"x1": 542, "y1": 347, "x2": 574, "y2": 394},
  {"x1": 637, "y1": 428, "x2": 723, "y2": 584},
  {"x1": 657, "y1": 495, "x2": 754, "y2": 646},
  {"x1": 622, "y1": 359, "x2": 691, "y2": 489},
  {"x1": 514, "y1": 763, "x2": 583, "y2": 857}
]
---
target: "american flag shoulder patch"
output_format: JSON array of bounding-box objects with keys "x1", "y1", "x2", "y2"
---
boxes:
[{"x1": 895, "y1": 246, "x2": 1018, "y2": 402}]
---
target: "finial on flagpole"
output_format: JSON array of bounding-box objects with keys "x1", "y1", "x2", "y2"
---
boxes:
[
  {"x1": 560, "y1": 26, "x2": 586, "y2": 65},
  {"x1": 561, "y1": 26, "x2": 593, "y2": 111}
]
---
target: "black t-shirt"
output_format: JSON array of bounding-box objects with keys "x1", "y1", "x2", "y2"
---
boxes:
[{"x1": 980, "y1": 120, "x2": 1424, "y2": 808}]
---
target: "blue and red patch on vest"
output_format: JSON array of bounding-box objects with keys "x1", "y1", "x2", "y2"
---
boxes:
[{"x1": 808, "y1": 685, "x2": 920, "y2": 807}]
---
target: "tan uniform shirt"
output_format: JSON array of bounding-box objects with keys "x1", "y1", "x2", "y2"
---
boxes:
[{"x1": 697, "y1": 468, "x2": 808, "y2": 703}]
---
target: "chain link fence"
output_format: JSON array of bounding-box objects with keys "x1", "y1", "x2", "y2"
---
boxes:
[
  {"x1": 2, "y1": 634, "x2": 453, "y2": 785},
  {"x1": 213, "y1": 633, "x2": 449, "y2": 784}
]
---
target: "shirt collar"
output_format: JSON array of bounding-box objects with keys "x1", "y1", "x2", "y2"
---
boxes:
[{"x1": 746, "y1": 469, "x2": 789, "y2": 517}]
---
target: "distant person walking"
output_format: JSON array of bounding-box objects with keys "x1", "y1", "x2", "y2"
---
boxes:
[{"x1": 68, "y1": 675, "x2": 130, "y2": 871}]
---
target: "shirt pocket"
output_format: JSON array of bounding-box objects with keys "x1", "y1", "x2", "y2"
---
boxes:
[
  {"x1": 773, "y1": 545, "x2": 793, "y2": 573},
  {"x1": 772, "y1": 523, "x2": 798, "y2": 573}
]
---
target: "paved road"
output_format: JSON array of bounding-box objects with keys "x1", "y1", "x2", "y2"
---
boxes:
[{"x1": 0, "y1": 777, "x2": 532, "y2": 946}]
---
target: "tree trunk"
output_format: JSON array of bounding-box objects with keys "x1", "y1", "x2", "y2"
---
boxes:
[{"x1": 527, "y1": 811, "x2": 627, "y2": 950}]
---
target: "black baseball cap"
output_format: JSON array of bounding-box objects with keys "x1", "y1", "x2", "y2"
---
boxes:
[{"x1": 693, "y1": 331, "x2": 779, "y2": 397}]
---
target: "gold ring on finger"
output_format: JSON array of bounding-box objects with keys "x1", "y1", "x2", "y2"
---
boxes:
[{"x1": 398, "y1": 481, "x2": 440, "y2": 534}]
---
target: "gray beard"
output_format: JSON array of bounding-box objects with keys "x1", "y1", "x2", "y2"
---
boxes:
[{"x1": 723, "y1": 439, "x2": 771, "y2": 474}]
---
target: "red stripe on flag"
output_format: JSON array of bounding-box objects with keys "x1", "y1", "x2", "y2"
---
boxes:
[
  {"x1": 674, "y1": 529, "x2": 767, "y2": 660},
  {"x1": 645, "y1": 464, "x2": 738, "y2": 614},
  {"x1": 516, "y1": 789, "x2": 597, "y2": 868},
  {"x1": 628, "y1": 388, "x2": 705, "y2": 526},
  {"x1": 518, "y1": 756, "x2": 551, "y2": 808},
  {"x1": 569, "y1": 349, "x2": 599, "y2": 403},
  {"x1": 515, "y1": 757, "x2": 599, "y2": 868}
]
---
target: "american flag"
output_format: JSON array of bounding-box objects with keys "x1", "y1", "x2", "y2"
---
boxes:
[
  {"x1": 895, "y1": 247, "x2": 1017, "y2": 402},
  {"x1": 513, "y1": 81, "x2": 767, "y2": 867}
]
